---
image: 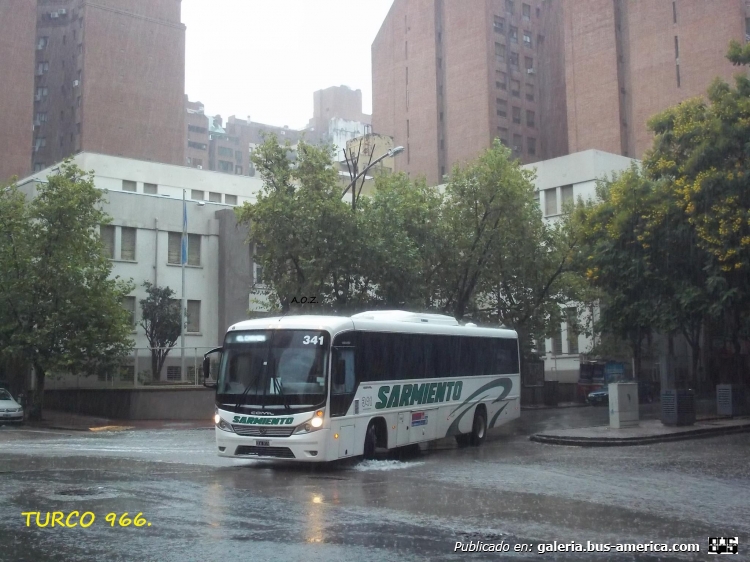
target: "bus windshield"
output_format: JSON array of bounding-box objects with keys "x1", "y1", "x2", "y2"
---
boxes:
[{"x1": 217, "y1": 329, "x2": 328, "y2": 411}]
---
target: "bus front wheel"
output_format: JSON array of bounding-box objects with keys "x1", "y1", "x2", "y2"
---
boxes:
[
  {"x1": 363, "y1": 423, "x2": 377, "y2": 459},
  {"x1": 469, "y1": 408, "x2": 487, "y2": 447}
]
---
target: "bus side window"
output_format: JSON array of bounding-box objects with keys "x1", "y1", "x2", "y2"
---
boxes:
[{"x1": 332, "y1": 348, "x2": 355, "y2": 394}]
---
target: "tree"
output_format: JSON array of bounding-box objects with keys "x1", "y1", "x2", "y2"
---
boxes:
[
  {"x1": 236, "y1": 135, "x2": 365, "y2": 313},
  {"x1": 439, "y1": 141, "x2": 538, "y2": 320},
  {"x1": 572, "y1": 166, "x2": 663, "y2": 379},
  {"x1": 362, "y1": 173, "x2": 448, "y2": 309},
  {"x1": 645, "y1": 42, "x2": 750, "y2": 383},
  {"x1": 0, "y1": 162, "x2": 134, "y2": 419},
  {"x1": 139, "y1": 282, "x2": 182, "y2": 381}
]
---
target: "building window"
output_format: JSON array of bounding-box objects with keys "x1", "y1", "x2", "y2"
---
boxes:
[
  {"x1": 550, "y1": 328, "x2": 563, "y2": 356},
  {"x1": 497, "y1": 127, "x2": 509, "y2": 146},
  {"x1": 494, "y1": 16, "x2": 505, "y2": 33},
  {"x1": 100, "y1": 225, "x2": 115, "y2": 258},
  {"x1": 36, "y1": 62, "x2": 49, "y2": 76},
  {"x1": 122, "y1": 180, "x2": 136, "y2": 192},
  {"x1": 509, "y1": 26, "x2": 518, "y2": 44},
  {"x1": 235, "y1": 150, "x2": 243, "y2": 163},
  {"x1": 122, "y1": 296, "x2": 136, "y2": 327},
  {"x1": 674, "y1": 35, "x2": 679, "y2": 59},
  {"x1": 566, "y1": 307, "x2": 579, "y2": 355},
  {"x1": 36, "y1": 87, "x2": 48, "y2": 101},
  {"x1": 225, "y1": 194, "x2": 237, "y2": 205},
  {"x1": 143, "y1": 183, "x2": 157, "y2": 195},
  {"x1": 188, "y1": 124, "x2": 207, "y2": 134},
  {"x1": 544, "y1": 188, "x2": 558, "y2": 216},
  {"x1": 218, "y1": 146, "x2": 233, "y2": 158},
  {"x1": 37, "y1": 37, "x2": 48, "y2": 50},
  {"x1": 505, "y1": 0, "x2": 514, "y2": 14},
  {"x1": 188, "y1": 141, "x2": 207, "y2": 151},
  {"x1": 495, "y1": 42, "x2": 505, "y2": 62},
  {"x1": 525, "y1": 57, "x2": 534, "y2": 71},
  {"x1": 509, "y1": 51, "x2": 519, "y2": 68},
  {"x1": 191, "y1": 189, "x2": 204, "y2": 200},
  {"x1": 496, "y1": 98, "x2": 507, "y2": 117},
  {"x1": 513, "y1": 133, "x2": 523, "y2": 153},
  {"x1": 511, "y1": 79, "x2": 520, "y2": 97},
  {"x1": 496, "y1": 70, "x2": 507, "y2": 90},
  {"x1": 536, "y1": 6, "x2": 541, "y2": 17},
  {"x1": 120, "y1": 227, "x2": 136, "y2": 260},
  {"x1": 512, "y1": 106, "x2": 521, "y2": 124},
  {"x1": 166, "y1": 366, "x2": 181, "y2": 382},
  {"x1": 35, "y1": 112, "x2": 47, "y2": 125},
  {"x1": 34, "y1": 138, "x2": 46, "y2": 152},
  {"x1": 34, "y1": 163, "x2": 44, "y2": 172},
  {"x1": 526, "y1": 83, "x2": 535, "y2": 101},
  {"x1": 523, "y1": 30, "x2": 532, "y2": 47},
  {"x1": 218, "y1": 160, "x2": 233, "y2": 173},
  {"x1": 187, "y1": 300, "x2": 201, "y2": 333},
  {"x1": 672, "y1": 1, "x2": 677, "y2": 23},
  {"x1": 235, "y1": 166, "x2": 243, "y2": 175},
  {"x1": 561, "y1": 184, "x2": 574, "y2": 207},
  {"x1": 168, "y1": 232, "x2": 201, "y2": 265},
  {"x1": 522, "y1": 3, "x2": 531, "y2": 20},
  {"x1": 209, "y1": 192, "x2": 221, "y2": 203},
  {"x1": 526, "y1": 110, "x2": 535, "y2": 128},
  {"x1": 527, "y1": 137, "x2": 536, "y2": 155}
]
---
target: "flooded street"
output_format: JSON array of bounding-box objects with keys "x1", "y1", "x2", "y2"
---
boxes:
[{"x1": 1, "y1": 409, "x2": 748, "y2": 561}]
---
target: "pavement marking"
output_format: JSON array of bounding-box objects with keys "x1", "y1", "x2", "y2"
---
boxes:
[{"x1": 89, "y1": 426, "x2": 135, "y2": 432}]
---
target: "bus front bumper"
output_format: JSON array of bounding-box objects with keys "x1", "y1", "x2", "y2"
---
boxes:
[{"x1": 215, "y1": 428, "x2": 330, "y2": 462}]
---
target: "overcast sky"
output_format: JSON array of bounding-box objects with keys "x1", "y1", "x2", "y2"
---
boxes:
[{"x1": 182, "y1": 0, "x2": 395, "y2": 130}]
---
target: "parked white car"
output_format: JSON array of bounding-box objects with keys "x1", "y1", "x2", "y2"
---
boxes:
[{"x1": 0, "y1": 389, "x2": 24, "y2": 424}]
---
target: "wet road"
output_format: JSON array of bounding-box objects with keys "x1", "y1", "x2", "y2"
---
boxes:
[{"x1": 0, "y1": 407, "x2": 747, "y2": 562}]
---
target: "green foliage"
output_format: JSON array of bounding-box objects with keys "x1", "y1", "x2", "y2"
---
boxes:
[
  {"x1": 0, "y1": 161, "x2": 134, "y2": 418},
  {"x1": 139, "y1": 282, "x2": 182, "y2": 381},
  {"x1": 237, "y1": 135, "x2": 364, "y2": 313},
  {"x1": 240, "y1": 136, "x2": 583, "y2": 363},
  {"x1": 363, "y1": 173, "x2": 448, "y2": 309},
  {"x1": 572, "y1": 166, "x2": 662, "y2": 375}
]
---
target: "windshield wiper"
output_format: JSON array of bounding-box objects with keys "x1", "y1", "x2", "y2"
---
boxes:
[{"x1": 272, "y1": 375, "x2": 292, "y2": 414}]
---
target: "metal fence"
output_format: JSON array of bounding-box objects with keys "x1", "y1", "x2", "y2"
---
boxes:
[{"x1": 45, "y1": 347, "x2": 220, "y2": 389}]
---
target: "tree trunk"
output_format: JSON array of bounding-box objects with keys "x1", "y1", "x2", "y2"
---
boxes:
[
  {"x1": 151, "y1": 350, "x2": 160, "y2": 382},
  {"x1": 29, "y1": 363, "x2": 46, "y2": 421}
]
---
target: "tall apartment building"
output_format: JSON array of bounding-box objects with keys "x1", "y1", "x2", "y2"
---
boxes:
[
  {"x1": 565, "y1": 0, "x2": 749, "y2": 158},
  {"x1": 0, "y1": 0, "x2": 37, "y2": 183},
  {"x1": 184, "y1": 97, "x2": 304, "y2": 177},
  {"x1": 372, "y1": 0, "x2": 566, "y2": 186},
  {"x1": 30, "y1": 0, "x2": 185, "y2": 172}
]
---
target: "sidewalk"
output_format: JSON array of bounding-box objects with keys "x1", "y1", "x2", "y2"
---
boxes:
[
  {"x1": 25, "y1": 410, "x2": 214, "y2": 432},
  {"x1": 530, "y1": 416, "x2": 750, "y2": 446},
  {"x1": 521, "y1": 401, "x2": 588, "y2": 411}
]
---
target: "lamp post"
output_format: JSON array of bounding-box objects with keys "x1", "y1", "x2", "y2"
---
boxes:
[{"x1": 341, "y1": 145, "x2": 404, "y2": 210}]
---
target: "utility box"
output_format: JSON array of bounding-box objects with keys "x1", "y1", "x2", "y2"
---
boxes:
[
  {"x1": 661, "y1": 389, "x2": 696, "y2": 426},
  {"x1": 717, "y1": 385, "x2": 749, "y2": 417},
  {"x1": 609, "y1": 382, "x2": 639, "y2": 429}
]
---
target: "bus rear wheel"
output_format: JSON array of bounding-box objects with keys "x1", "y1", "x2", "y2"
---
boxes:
[
  {"x1": 469, "y1": 408, "x2": 487, "y2": 447},
  {"x1": 363, "y1": 423, "x2": 377, "y2": 460}
]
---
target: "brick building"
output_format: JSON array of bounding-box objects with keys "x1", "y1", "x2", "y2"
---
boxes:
[
  {"x1": 564, "y1": 0, "x2": 749, "y2": 158},
  {"x1": 372, "y1": 0, "x2": 566, "y2": 186},
  {"x1": 28, "y1": 0, "x2": 185, "y2": 172},
  {"x1": 184, "y1": 97, "x2": 304, "y2": 177},
  {"x1": 0, "y1": 0, "x2": 37, "y2": 183}
]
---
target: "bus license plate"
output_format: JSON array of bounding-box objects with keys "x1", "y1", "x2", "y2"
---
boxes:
[{"x1": 256, "y1": 440, "x2": 270, "y2": 447}]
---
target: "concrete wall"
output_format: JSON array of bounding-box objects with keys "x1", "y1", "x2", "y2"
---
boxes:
[
  {"x1": 44, "y1": 387, "x2": 215, "y2": 420},
  {"x1": 216, "y1": 208, "x2": 254, "y2": 336}
]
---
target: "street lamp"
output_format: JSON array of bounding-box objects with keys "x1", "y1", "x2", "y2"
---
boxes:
[{"x1": 341, "y1": 144, "x2": 404, "y2": 210}]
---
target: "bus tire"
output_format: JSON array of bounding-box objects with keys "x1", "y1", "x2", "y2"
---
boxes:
[
  {"x1": 363, "y1": 423, "x2": 377, "y2": 460},
  {"x1": 469, "y1": 408, "x2": 487, "y2": 447}
]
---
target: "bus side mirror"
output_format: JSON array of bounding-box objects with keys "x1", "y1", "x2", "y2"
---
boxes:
[
  {"x1": 334, "y1": 360, "x2": 346, "y2": 386},
  {"x1": 202, "y1": 356, "x2": 211, "y2": 380},
  {"x1": 202, "y1": 347, "x2": 222, "y2": 389}
]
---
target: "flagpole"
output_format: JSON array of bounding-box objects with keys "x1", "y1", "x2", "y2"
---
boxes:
[{"x1": 181, "y1": 189, "x2": 186, "y2": 382}]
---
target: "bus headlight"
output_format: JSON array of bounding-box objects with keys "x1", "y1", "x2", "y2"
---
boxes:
[
  {"x1": 294, "y1": 410, "x2": 325, "y2": 434},
  {"x1": 214, "y1": 409, "x2": 234, "y2": 433}
]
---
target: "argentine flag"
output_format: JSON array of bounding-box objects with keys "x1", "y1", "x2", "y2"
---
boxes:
[{"x1": 181, "y1": 198, "x2": 188, "y2": 264}]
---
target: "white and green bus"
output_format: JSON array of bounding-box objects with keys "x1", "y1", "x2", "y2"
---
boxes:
[{"x1": 203, "y1": 310, "x2": 520, "y2": 462}]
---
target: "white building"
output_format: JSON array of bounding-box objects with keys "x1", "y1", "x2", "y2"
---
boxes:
[
  {"x1": 18, "y1": 153, "x2": 265, "y2": 384},
  {"x1": 522, "y1": 149, "x2": 636, "y2": 383}
]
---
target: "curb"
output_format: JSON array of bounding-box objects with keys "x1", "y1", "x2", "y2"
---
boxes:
[
  {"x1": 520, "y1": 403, "x2": 589, "y2": 411},
  {"x1": 529, "y1": 422, "x2": 750, "y2": 447}
]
